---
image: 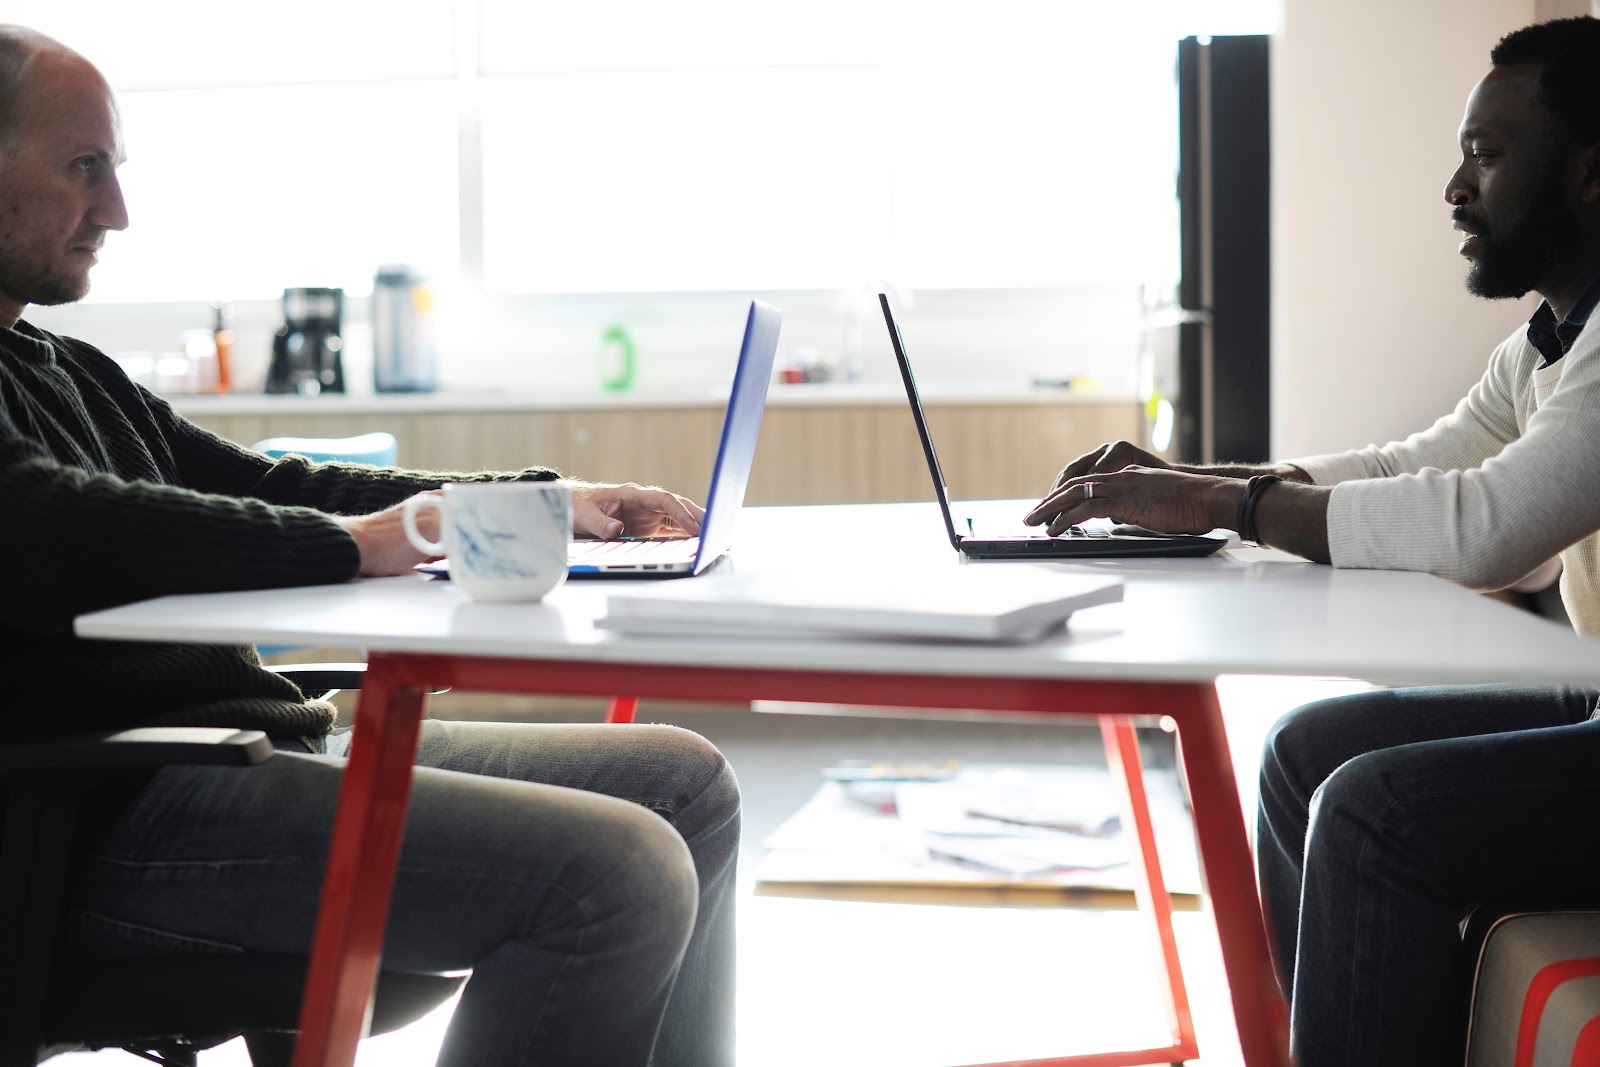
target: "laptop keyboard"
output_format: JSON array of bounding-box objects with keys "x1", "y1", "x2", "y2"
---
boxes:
[
  {"x1": 568, "y1": 536, "x2": 700, "y2": 566},
  {"x1": 975, "y1": 525, "x2": 1105, "y2": 540}
]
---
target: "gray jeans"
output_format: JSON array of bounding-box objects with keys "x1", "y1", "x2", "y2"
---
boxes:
[{"x1": 67, "y1": 719, "x2": 741, "y2": 1067}]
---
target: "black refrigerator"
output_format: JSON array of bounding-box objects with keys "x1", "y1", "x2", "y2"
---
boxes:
[{"x1": 1141, "y1": 34, "x2": 1271, "y2": 464}]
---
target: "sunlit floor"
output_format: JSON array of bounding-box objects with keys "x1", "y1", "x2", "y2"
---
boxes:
[
  {"x1": 48, "y1": 890, "x2": 1246, "y2": 1067},
  {"x1": 47, "y1": 675, "x2": 1363, "y2": 1067}
]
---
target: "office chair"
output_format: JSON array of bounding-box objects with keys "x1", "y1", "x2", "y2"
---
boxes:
[
  {"x1": 252, "y1": 432, "x2": 400, "y2": 468},
  {"x1": 251, "y1": 433, "x2": 400, "y2": 661},
  {"x1": 0, "y1": 666, "x2": 464, "y2": 1067},
  {"x1": 1462, "y1": 904, "x2": 1600, "y2": 1066}
]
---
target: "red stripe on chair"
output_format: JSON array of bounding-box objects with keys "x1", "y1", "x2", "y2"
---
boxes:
[
  {"x1": 1514, "y1": 957, "x2": 1600, "y2": 1067},
  {"x1": 604, "y1": 695, "x2": 638, "y2": 723},
  {"x1": 1570, "y1": 1012, "x2": 1600, "y2": 1066}
]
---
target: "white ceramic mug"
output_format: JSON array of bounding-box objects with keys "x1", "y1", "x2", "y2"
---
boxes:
[{"x1": 403, "y1": 481, "x2": 572, "y2": 602}]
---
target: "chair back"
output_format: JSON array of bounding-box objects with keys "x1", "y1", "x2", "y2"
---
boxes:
[
  {"x1": 0, "y1": 726, "x2": 460, "y2": 1066},
  {"x1": 253, "y1": 432, "x2": 398, "y2": 467},
  {"x1": 1464, "y1": 910, "x2": 1600, "y2": 1066}
]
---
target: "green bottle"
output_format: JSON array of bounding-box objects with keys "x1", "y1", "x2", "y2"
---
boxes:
[{"x1": 599, "y1": 324, "x2": 636, "y2": 392}]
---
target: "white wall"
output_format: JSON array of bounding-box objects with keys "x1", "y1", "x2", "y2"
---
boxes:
[{"x1": 1271, "y1": 0, "x2": 1544, "y2": 457}]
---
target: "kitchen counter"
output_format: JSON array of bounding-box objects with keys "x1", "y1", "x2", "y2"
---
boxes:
[
  {"x1": 176, "y1": 385, "x2": 1139, "y2": 507},
  {"x1": 167, "y1": 381, "x2": 1127, "y2": 416}
]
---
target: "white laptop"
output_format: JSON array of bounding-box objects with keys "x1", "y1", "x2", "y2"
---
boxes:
[
  {"x1": 568, "y1": 300, "x2": 780, "y2": 576},
  {"x1": 425, "y1": 299, "x2": 782, "y2": 580}
]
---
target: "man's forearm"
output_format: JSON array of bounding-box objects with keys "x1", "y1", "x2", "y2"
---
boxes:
[
  {"x1": 1174, "y1": 460, "x2": 1316, "y2": 483},
  {"x1": 1243, "y1": 480, "x2": 1333, "y2": 563}
]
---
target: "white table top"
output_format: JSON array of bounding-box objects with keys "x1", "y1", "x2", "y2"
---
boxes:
[{"x1": 77, "y1": 501, "x2": 1600, "y2": 688}]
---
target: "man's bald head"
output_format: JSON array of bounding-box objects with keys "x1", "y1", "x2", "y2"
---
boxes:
[
  {"x1": 0, "y1": 26, "x2": 93, "y2": 154},
  {"x1": 0, "y1": 26, "x2": 127, "y2": 325}
]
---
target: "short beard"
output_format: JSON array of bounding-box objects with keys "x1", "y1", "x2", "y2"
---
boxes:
[
  {"x1": 1462, "y1": 166, "x2": 1580, "y2": 301},
  {"x1": 0, "y1": 263, "x2": 91, "y2": 310}
]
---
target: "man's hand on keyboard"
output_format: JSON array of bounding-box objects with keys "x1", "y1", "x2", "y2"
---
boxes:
[
  {"x1": 1025, "y1": 466, "x2": 1238, "y2": 538},
  {"x1": 571, "y1": 482, "x2": 705, "y2": 540}
]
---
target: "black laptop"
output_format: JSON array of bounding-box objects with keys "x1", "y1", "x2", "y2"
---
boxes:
[{"x1": 879, "y1": 293, "x2": 1229, "y2": 560}]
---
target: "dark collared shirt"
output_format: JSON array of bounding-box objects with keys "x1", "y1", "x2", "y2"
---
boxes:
[{"x1": 1527, "y1": 271, "x2": 1600, "y2": 367}]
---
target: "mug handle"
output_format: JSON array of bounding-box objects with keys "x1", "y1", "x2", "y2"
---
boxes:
[{"x1": 402, "y1": 494, "x2": 447, "y2": 555}]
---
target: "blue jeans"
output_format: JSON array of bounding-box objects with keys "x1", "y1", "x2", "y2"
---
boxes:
[
  {"x1": 66, "y1": 719, "x2": 741, "y2": 1067},
  {"x1": 1256, "y1": 684, "x2": 1600, "y2": 1067}
]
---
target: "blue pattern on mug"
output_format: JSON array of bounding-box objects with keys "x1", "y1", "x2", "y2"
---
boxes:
[{"x1": 445, "y1": 482, "x2": 571, "y2": 601}]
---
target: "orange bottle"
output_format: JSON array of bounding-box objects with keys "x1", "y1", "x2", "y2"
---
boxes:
[{"x1": 212, "y1": 303, "x2": 234, "y2": 393}]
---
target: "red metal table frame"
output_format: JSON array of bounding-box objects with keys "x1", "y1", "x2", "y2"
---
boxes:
[{"x1": 289, "y1": 651, "x2": 1291, "y2": 1067}]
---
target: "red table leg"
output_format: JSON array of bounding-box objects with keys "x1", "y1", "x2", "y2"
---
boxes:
[
  {"x1": 284, "y1": 655, "x2": 1290, "y2": 1067},
  {"x1": 291, "y1": 653, "x2": 427, "y2": 1067},
  {"x1": 956, "y1": 717, "x2": 1203, "y2": 1067},
  {"x1": 1101, "y1": 715, "x2": 1199, "y2": 1061},
  {"x1": 604, "y1": 694, "x2": 639, "y2": 723},
  {"x1": 1169, "y1": 682, "x2": 1292, "y2": 1067}
]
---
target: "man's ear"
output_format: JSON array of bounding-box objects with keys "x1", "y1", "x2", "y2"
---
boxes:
[{"x1": 1577, "y1": 140, "x2": 1600, "y2": 206}]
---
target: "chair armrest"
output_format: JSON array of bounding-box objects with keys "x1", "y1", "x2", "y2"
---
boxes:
[
  {"x1": 266, "y1": 661, "x2": 366, "y2": 699},
  {"x1": 0, "y1": 728, "x2": 272, "y2": 774},
  {"x1": 265, "y1": 661, "x2": 448, "y2": 698},
  {"x1": 0, "y1": 726, "x2": 270, "y2": 1054}
]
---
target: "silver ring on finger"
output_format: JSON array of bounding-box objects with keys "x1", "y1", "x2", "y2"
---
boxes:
[{"x1": 1083, "y1": 481, "x2": 1095, "y2": 500}]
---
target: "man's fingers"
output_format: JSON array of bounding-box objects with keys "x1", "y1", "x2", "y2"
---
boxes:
[
  {"x1": 1026, "y1": 477, "x2": 1100, "y2": 530},
  {"x1": 1026, "y1": 487, "x2": 1068, "y2": 524},
  {"x1": 574, "y1": 509, "x2": 624, "y2": 539},
  {"x1": 664, "y1": 493, "x2": 704, "y2": 533},
  {"x1": 1051, "y1": 451, "x2": 1099, "y2": 492},
  {"x1": 638, "y1": 492, "x2": 702, "y2": 536},
  {"x1": 1051, "y1": 442, "x2": 1136, "y2": 493},
  {"x1": 569, "y1": 483, "x2": 706, "y2": 538}
]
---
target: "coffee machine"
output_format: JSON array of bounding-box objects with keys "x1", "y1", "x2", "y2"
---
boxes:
[{"x1": 266, "y1": 287, "x2": 345, "y2": 395}]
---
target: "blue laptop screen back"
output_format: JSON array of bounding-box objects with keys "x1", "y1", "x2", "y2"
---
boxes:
[{"x1": 691, "y1": 299, "x2": 783, "y2": 572}]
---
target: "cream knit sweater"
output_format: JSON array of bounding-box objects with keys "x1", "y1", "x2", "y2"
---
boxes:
[{"x1": 1289, "y1": 319, "x2": 1600, "y2": 635}]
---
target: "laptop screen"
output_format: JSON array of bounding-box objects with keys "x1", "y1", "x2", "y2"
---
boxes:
[
  {"x1": 878, "y1": 293, "x2": 967, "y2": 552},
  {"x1": 690, "y1": 299, "x2": 784, "y2": 571}
]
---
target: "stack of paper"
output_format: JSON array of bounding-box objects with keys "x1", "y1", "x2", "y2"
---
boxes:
[
  {"x1": 596, "y1": 566, "x2": 1123, "y2": 643},
  {"x1": 754, "y1": 763, "x2": 1202, "y2": 899}
]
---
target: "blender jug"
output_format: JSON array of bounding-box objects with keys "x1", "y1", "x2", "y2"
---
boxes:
[{"x1": 372, "y1": 265, "x2": 438, "y2": 393}]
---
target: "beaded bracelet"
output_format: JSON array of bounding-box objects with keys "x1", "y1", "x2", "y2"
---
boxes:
[{"x1": 1235, "y1": 474, "x2": 1282, "y2": 546}]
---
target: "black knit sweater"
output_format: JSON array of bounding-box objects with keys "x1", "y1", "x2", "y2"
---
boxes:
[{"x1": 1, "y1": 320, "x2": 558, "y2": 744}]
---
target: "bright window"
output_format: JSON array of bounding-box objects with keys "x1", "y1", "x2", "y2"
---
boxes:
[
  {"x1": 93, "y1": 83, "x2": 460, "y2": 303},
  {"x1": 7, "y1": 0, "x2": 1276, "y2": 302},
  {"x1": 9, "y1": 0, "x2": 455, "y2": 88},
  {"x1": 480, "y1": 67, "x2": 891, "y2": 294}
]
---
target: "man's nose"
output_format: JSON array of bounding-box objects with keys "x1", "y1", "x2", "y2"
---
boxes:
[
  {"x1": 93, "y1": 173, "x2": 129, "y2": 231},
  {"x1": 1444, "y1": 162, "x2": 1474, "y2": 207}
]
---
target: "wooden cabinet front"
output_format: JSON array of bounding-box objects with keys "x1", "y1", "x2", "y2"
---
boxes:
[{"x1": 185, "y1": 400, "x2": 1136, "y2": 505}]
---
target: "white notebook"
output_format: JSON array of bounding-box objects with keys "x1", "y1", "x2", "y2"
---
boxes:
[{"x1": 597, "y1": 567, "x2": 1123, "y2": 643}]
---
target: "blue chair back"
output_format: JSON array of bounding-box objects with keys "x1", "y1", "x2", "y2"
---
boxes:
[
  {"x1": 250, "y1": 432, "x2": 398, "y2": 656},
  {"x1": 253, "y1": 432, "x2": 398, "y2": 467}
]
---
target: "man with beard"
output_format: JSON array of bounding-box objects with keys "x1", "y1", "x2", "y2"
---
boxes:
[{"x1": 1026, "y1": 16, "x2": 1600, "y2": 1067}]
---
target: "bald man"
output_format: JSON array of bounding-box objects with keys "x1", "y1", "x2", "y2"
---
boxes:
[{"x1": 0, "y1": 26, "x2": 736, "y2": 1067}]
